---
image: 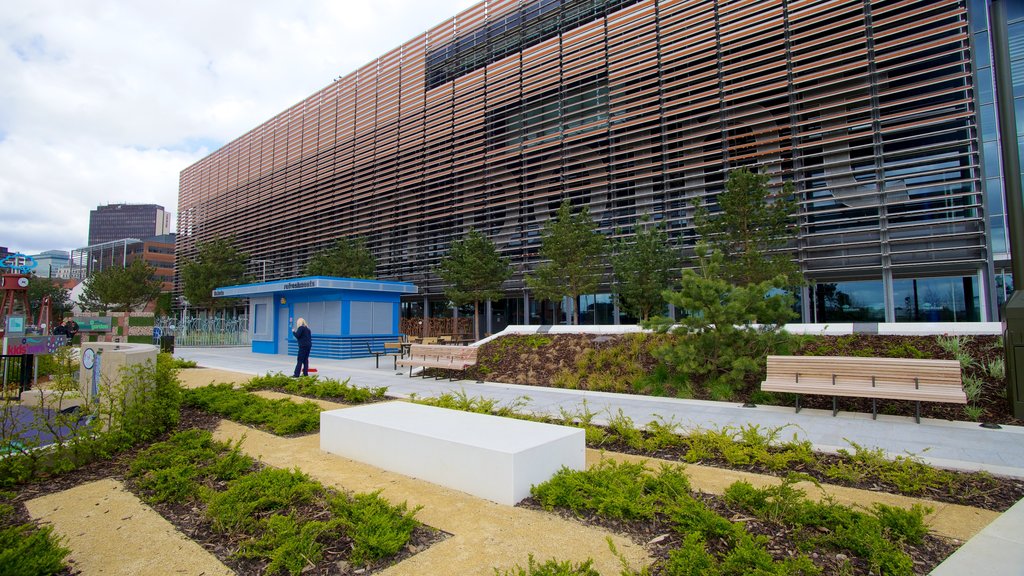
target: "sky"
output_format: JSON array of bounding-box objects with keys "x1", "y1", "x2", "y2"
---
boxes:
[{"x1": 0, "y1": 0, "x2": 479, "y2": 255}]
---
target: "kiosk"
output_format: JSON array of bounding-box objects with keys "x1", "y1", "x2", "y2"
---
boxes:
[{"x1": 213, "y1": 276, "x2": 417, "y2": 360}]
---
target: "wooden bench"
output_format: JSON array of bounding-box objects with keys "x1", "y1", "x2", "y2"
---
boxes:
[
  {"x1": 396, "y1": 344, "x2": 478, "y2": 379},
  {"x1": 366, "y1": 342, "x2": 400, "y2": 369},
  {"x1": 760, "y1": 355, "x2": 966, "y2": 423}
]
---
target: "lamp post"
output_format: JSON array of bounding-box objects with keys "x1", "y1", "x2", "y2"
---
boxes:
[{"x1": 991, "y1": 0, "x2": 1024, "y2": 418}]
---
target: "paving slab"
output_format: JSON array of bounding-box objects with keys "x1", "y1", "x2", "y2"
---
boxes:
[{"x1": 24, "y1": 478, "x2": 233, "y2": 576}]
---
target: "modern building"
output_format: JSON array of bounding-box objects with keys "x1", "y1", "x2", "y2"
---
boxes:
[
  {"x1": 88, "y1": 203, "x2": 171, "y2": 246},
  {"x1": 29, "y1": 250, "x2": 70, "y2": 278},
  {"x1": 178, "y1": 0, "x2": 1024, "y2": 329},
  {"x1": 71, "y1": 234, "x2": 176, "y2": 291}
]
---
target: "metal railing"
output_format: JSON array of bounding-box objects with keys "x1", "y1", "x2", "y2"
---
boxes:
[{"x1": 155, "y1": 315, "x2": 250, "y2": 348}]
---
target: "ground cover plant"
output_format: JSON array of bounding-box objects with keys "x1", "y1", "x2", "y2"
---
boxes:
[
  {"x1": 242, "y1": 372, "x2": 387, "y2": 404},
  {"x1": 183, "y1": 384, "x2": 321, "y2": 435},
  {"x1": 410, "y1": 392, "x2": 1024, "y2": 511},
  {"x1": 525, "y1": 460, "x2": 953, "y2": 575},
  {"x1": 463, "y1": 333, "x2": 1020, "y2": 425},
  {"x1": 126, "y1": 428, "x2": 433, "y2": 575},
  {"x1": 0, "y1": 490, "x2": 69, "y2": 576}
]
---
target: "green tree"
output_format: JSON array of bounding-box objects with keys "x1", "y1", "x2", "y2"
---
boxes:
[
  {"x1": 526, "y1": 200, "x2": 608, "y2": 325},
  {"x1": 435, "y1": 229, "x2": 512, "y2": 341},
  {"x1": 656, "y1": 243, "x2": 797, "y2": 399},
  {"x1": 612, "y1": 217, "x2": 677, "y2": 321},
  {"x1": 77, "y1": 260, "x2": 162, "y2": 315},
  {"x1": 28, "y1": 276, "x2": 71, "y2": 328},
  {"x1": 306, "y1": 237, "x2": 375, "y2": 279},
  {"x1": 180, "y1": 237, "x2": 249, "y2": 311},
  {"x1": 694, "y1": 168, "x2": 800, "y2": 285}
]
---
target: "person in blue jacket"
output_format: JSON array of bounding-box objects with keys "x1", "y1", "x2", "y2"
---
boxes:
[{"x1": 292, "y1": 318, "x2": 312, "y2": 377}]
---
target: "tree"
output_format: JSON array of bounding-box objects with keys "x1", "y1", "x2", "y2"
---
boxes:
[
  {"x1": 694, "y1": 167, "x2": 800, "y2": 285},
  {"x1": 526, "y1": 200, "x2": 608, "y2": 325},
  {"x1": 435, "y1": 229, "x2": 512, "y2": 341},
  {"x1": 28, "y1": 276, "x2": 72, "y2": 328},
  {"x1": 306, "y1": 237, "x2": 375, "y2": 279},
  {"x1": 612, "y1": 217, "x2": 678, "y2": 321},
  {"x1": 180, "y1": 237, "x2": 249, "y2": 311},
  {"x1": 77, "y1": 260, "x2": 162, "y2": 315},
  {"x1": 657, "y1": 243, "x2": 797, "y2": 399}
]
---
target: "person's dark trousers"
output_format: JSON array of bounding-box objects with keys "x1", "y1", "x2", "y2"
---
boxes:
[{"x1": 294, "y1": 347, "x2": 311, "y2": 377}]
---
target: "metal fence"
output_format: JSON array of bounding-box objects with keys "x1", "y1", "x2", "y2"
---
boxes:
[
  {"x1": 155, "y1": 315, "x2": 250, "y2": 348},
  {"x1": 0, "y1": 355, "x2": 32, "y2": 399}
]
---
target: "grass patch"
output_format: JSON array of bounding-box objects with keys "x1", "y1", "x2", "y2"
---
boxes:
[
  {"x1": 183, "y1": 384, "x2": 321, "y2": 435},
  {"x1": 243, "y1": 372, "x2": 387, "y2": 403}
]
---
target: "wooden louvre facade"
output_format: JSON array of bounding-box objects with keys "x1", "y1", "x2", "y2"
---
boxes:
[{"x1": 178, "y1": 0, "x2": 992, "y2": 323}]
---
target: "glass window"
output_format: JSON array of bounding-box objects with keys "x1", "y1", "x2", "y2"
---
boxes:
[
  {"x1": 974, "y1": 32, "x2": 991, "y2": 69},
  {"x1": 977, "y1": 66, "x2": 994, "y2": 105},
  {"x1": 987, "y1": 177, "x2": 1006, "y2": 216},
  {"x1": 969, "y1": 0, "x2": 988, "y2": 32},
  {"x1": 980, "y1": 103, "x2": 997, "y2": 142},
  {"x1": 814, "y1": 281, "x2": 885, "y2": 322},
  {"x1": 984, "y1": 140, "x2": 1002, "y2": 178},
  {"x1": 992, "y1": 215, "x2": 1009, "y2": 254},
  {"x1": 893, "y1": 276, "x2": 980, "y2": 322}
]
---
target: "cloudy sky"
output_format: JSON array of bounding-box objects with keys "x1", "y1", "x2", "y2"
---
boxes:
[{"x1": 0, "y1": 0, "x2": 478, "y2": 255}]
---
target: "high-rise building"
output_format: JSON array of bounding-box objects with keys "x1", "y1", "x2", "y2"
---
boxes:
[
  {"x1": 88, "y1": 204, "x2": 171, "y2": 246},
  {"x1": 178, "y1": 0, "x2": 1024, "y2": 328},
  {"x1": 29, "y1": 250, "x2": 70, "y2": 278}
]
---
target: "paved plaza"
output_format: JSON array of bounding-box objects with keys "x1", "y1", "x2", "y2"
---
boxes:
[{"x1": 173, "y1": 346, "x2": 1024, "y2": 574}]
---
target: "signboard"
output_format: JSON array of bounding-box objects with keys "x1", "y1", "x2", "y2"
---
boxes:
[
  {"x1": 2, "y1": 335, "x2": 67, "y2": 355},
  {"x1": 5, "y1": 315, "x2": 25, "y2": 336},
  {"x1": 71, "y1": 317, "x2": 113, "y2": 332}
]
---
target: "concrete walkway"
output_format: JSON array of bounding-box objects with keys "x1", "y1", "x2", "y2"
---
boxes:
[{"x1": 174, "y1": 346, "x2": 1024, "y2": 575}]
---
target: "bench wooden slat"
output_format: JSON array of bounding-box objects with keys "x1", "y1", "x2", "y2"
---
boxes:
[
  {"x1": 396, "y1": 344, "x2": 479, "y2": 379},
  {"x1": 760, "y1": 355, "x2": 967, "y2": 421}
]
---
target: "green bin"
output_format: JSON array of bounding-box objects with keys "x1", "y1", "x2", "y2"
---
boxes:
[{"x1": 1002, "y1": 290, "x2": 1024, "y2": 418}]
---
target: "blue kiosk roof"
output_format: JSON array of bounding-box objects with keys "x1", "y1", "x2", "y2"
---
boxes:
[{"x1": 213, "y1": 276, "x2": 418, "y2": 298}]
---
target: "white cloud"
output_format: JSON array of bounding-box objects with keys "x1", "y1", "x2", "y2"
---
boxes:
[{"x1": 0, "y1": 0, "x2": 477, "y2": 254}]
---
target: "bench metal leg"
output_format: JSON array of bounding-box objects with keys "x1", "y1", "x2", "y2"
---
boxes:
[
  {"x1": 375, "y1": 354, "x2": 380, "y2": 369},
  {"x1": 795, "y1": 395, "x2": 801, "y2": 413},
  {"x1": 915, "y1": 401, "x2": 920, "y2": 424},
  {"x1": 832, "y1": 396, "x2": 838, "y2": 417},
  {"x1": 872, "y1": 398, "x2": 877, "y2": 420}
]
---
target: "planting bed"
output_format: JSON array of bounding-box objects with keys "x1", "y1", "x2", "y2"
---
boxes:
[{"x1": 464, "y1": 333, "x2": 1023, "y2": 426}]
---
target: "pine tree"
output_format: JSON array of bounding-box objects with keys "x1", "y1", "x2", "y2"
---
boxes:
[
  {"x1": 435, "y1": 229, "x2": 512, "y2": 340},
  {"x1": 612, "y1": 217, "x2": 677, "y2": 321},
  {"x1": 305, "y1": 237, "x2": 376, "y2": 279},
  {"x1": 694, "y1": 168, "x2": 799, "y2": 285},
  {"x1": 526, "y1": 200, "x2": 608, "y2": 325}
]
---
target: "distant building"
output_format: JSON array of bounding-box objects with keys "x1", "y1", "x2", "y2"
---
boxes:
[
  {"x1": 88, "y1": 203, "x2": 171, "y2": 246},
  {"x1": 70, "y1": 233, "x2": 176, "y2": 291},
  {"x1": 30, "y1": 250, "x2": 70, "y2": 278}
]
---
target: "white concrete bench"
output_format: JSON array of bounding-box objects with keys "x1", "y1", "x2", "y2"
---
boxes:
[{"x1": 320, "y1": 402, "x2": 585, "y2": 505}]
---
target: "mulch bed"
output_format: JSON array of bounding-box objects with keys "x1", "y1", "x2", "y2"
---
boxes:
[
  {"x1": 596, "y1": 437, "x2": 1024, "y2": 512},
  {"x1": 465, "y1": 333, "x2": 1024, "y2": 426},
  {"x1": 519, "y1": 493, "x2": 959, "y2": 575},
  {"x1": 9, "y1": 408, "x2": 447, "y2": 576}
]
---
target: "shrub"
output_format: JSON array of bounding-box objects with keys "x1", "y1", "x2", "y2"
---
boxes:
[
  {"x1": 330, "y1": 491, "x2": 421, "y2": 566},
  {"x1": 496, "y1": 555, "x2": 601, "y2": 576},
  {"x1": 206, "y1": 468, "x2": 322, "y2": 533},
  {"x1": 0, "y1": 491, "x2": 71, "y2": 576},
  {"x1": 244, "y1": 373, "x2": 386, "y2": 403},
  {"x1": 0, "y1": 353, "x2": 182, "y2": 487},
  {"x1": 184, "y1": 384, "x2": 321, "y2": 435}
]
